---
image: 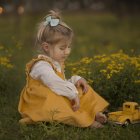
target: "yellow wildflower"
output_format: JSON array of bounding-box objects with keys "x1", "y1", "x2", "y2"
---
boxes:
[
  {"x1": 100, "y1": 69, "x2": 107, "y2": 73},
  {"x1": 0, "y1": 45, "x2": 4, "y2": 50},
  {"x1": 134, "y1": 80, "x2": 140, "y2": 84},
  {"x1": 107, "y1": 74, "x2": 111, "y2": 79},
  {"x1": 0, "y1": 56, "x2": 13, "y2": 69}
]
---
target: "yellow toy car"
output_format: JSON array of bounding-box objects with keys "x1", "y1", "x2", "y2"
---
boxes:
[{"x1": 108, "y1": 102, "x2": 140, "y2": 127}]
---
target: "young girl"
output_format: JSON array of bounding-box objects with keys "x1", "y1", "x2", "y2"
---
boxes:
[{"x1": 18, "y1": 10, "x2": 109, "y2": 128}]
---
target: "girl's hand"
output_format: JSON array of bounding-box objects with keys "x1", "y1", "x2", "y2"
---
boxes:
[
  {"x1": 71, "y1": 96, "x2": 80, "y2": 112},
  {"x1": 75, "y1": 78, "x2": 88, "y2": 93}
]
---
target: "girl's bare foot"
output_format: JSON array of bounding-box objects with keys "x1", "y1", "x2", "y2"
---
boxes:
[
  {"x1": 95, "y1": 112, "x2": 107, "y2": 124},
  {"x1": 19, "y1": 117, "x2": 34, "y2": 124},
  {"x1": 90, "y1": 121, "x2": 104, "y2": 128}
]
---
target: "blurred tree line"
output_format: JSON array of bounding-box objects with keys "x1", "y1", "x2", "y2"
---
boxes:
[{"x1": 0, "y1": 0, "x2": 140, "y2": 15}]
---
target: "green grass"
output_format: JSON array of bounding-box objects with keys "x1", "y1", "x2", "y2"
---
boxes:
[{"x1": 0, "y1": 12, "x2": 140, "y2": 139}]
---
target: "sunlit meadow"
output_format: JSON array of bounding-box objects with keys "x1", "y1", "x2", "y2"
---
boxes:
[{"x1": 0, "y1": 12, "x2": 140, "y2": 139}]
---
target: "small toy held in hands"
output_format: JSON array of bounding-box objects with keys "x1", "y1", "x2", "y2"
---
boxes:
[{"x1": 108, "y1": 102, "x2": 140, "y2": 127}]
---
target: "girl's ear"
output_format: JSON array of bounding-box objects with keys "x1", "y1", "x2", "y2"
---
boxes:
[{"x1": 42, "y1": 42, "x2": 49, "y2": 52}]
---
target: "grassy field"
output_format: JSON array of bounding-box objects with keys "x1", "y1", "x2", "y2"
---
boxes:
[{"x1": 0, "y1": 12, "x2": 140, "y2": 140}]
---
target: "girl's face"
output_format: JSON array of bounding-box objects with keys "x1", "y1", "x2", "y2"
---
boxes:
[{"x1": 47, "y1": 40, "x2": 71, "y2": 63}]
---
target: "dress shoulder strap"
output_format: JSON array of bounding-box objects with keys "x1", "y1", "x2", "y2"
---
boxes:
[{"x1": 25, "y1": 57, "x2": 57, "y2": 75}]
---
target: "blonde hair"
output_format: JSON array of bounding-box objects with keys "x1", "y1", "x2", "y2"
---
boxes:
[{"x1": 36, "y1": 10, "x2": 73, "y2": 47}]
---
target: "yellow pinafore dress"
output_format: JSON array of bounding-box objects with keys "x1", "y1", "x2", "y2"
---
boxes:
[{"x1": 18, "y1": 57, "x2": 109, "y2": 127}]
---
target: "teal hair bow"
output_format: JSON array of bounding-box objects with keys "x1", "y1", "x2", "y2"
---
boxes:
[{"x1": 44, "y1": 16, "x2": 59, "y2": 27}]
